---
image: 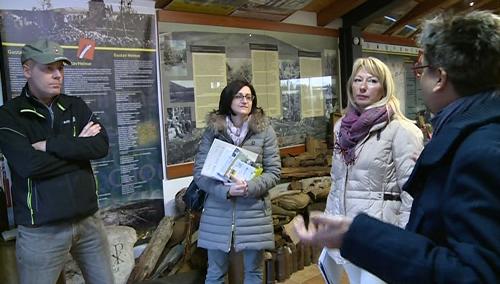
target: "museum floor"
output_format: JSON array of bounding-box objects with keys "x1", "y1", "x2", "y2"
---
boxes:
[{"x1": 278, "y1": 264, "x2": 349, "y2": 284}]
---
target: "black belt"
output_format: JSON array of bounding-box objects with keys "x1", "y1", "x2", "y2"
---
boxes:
[
  {"x1": 383, "y1": 193, "x2": 401, "y2": 201},
  {"x1": 20, "y1": 224, "x2": 40, "y2": 228},
  {"x1": 19, "y1": 214, "x2": 93, "y2": 228}
]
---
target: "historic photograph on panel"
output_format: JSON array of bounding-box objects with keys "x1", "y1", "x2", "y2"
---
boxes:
[
  {"x1": 0, "y1": 0, "x2": 155, "y2": 48},
  {"x1": 322, "y1": 49, "x2": 338, "y2": 115},
  {"x1": 227, "y1": 58, "x2": 252, "y2": 83},
  {"x1": 280, "y1": 59, "x2": 300, "y2": 80},
  {"x1": 161, "y1": 38, "x2": 188, "y2": 76},
  {"x1": 280, "y1": 79, "x2": 301, "y2": 122},
  {"x1": 166, "y1": 106, "x2": 194, "y2": 141},
  {"x1": 169, "y1": 80, "x2": 194, "y2": 103}
]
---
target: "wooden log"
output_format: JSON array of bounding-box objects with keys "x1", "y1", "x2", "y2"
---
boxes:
[
  {"x1": 281, "y1": 167, "x2": 330, "y2": 179},
  {"x1": 288, "y1": 180, "x2": 302, "y2": 191},
  {"x1": 282, "y1": 156, "x2": 301, "y2": 167},
  {"x1": 299, "y1": 157, "x2": 326, "y2": 167},
  {"x1": 305, "y1": 136, "x2": 327, "y2": 155},
  {"x1": 282, "y1": 152, "x2": 329, "y2": 167},
  {"x1": 126, "y1": 216, "x2": 175, "y2": 283}
]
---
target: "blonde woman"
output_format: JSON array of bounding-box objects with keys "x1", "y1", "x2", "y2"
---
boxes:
[{"x1": 323, "y1": 57, "x2": 424, "y2": 284}]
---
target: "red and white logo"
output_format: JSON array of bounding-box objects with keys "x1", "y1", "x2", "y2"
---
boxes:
[{"x1": 77, "y1": 38, "x2": 96, "y2": 61}]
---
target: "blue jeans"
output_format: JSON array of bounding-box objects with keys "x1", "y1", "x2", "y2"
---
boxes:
[
  {"x1": 206, "y1": 249, "x2": 263, "y2": 284},
  {"x1": 16, "y1": 212, "x2": 114, "y2": 284}
]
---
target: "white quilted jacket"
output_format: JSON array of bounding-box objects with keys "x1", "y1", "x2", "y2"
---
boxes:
[{"x1": 325, "y1": 116, "x2": 424, "y2": 263}]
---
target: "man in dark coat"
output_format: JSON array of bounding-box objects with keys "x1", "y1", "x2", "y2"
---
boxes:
[{"x1": 294, "y1": 11, "x2": 499, "y2": 284}]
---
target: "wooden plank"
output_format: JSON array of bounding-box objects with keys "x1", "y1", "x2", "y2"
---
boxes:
[
  {"x1": 167, "y1": 162, "x2": 193, "y2": 179},
  {"x1": 479, "y1": 0, "x2": 500, "y2": 11},
  {"x1": 362, "y1": 32, "x2": 417, "y2": 46},
  {"x1": 280, "y1": 144, "x2": 306, "y2": 157},
  {"x1": 155, "y1": 0, "x2": 173, "y2": 9},
  {"x1": 281, "y1": 166, "x2": 331, "y2": 179},
  {"x1": 343, "y1": 0, "x2": 404, "y2": 28},
  {"x1": 447, "y1": 0, "x2": 499, "y2": 13},
  {"x1": 302, "y1": 0, "x2": 336, "y2": 12},
  {"x1": 407, "y1": 27, "x2": 420, "y2": 40},
  {"x1": 157, "y1": 10, "x2": 339, "y2": 37},
  {"x1": 383, "y1": 0, "x2": 460, "y2": 35},
  {"x1": 317, "y1": 0, "x2": 367, "y2": 26},
  {"x1": 127, "y1": 216, "x2": 175, "y2": 283}
]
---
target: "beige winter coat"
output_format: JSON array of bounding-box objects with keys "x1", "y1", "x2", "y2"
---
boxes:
[{"x1": 325, "y1": 116, "x2": 424, "y2": 263}]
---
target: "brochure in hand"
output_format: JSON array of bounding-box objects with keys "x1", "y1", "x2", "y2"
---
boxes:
[{"x1": 201, "y1": 139, "x2": 258, "y2": 183}]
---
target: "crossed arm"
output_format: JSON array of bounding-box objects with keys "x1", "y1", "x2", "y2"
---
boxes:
[
  {"x1": 0, "y1": 103, "x2": 108, "y2": 179},
  {"x1": 31, "y1": 121, "x2": 102, "y2": 151}
]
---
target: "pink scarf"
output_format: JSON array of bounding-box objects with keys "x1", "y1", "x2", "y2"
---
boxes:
[
  {"x1": 335, "y1": 106, "x2": 392, "y2": 165},
  {"x1": 226, "y1": 116, "x2": 250, "y2": 146}
]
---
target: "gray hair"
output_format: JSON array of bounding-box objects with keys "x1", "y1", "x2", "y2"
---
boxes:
[{"x1": 418, "y1": 10, "x2": 500, "y2": 96}]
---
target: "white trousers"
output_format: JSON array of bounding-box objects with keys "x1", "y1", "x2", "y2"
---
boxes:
[
  {"x1": 343, "y1": 262, "x2": 386, "y2": 284},
  {"x1": 318, "y1": 248, "x2": 385, "y2": 284}
]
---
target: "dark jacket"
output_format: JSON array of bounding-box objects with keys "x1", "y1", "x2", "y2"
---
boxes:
[
  {"x1": 194, "y1": 109, "x2": 281, "y2": 252},
  {"x1": 0, "y1": 84, "x2": 109, "y2": 226},
  {"x1": 340, "y1": 92, "x2": 500, "y2": 284}
]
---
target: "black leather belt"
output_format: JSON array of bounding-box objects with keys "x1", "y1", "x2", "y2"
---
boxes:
[
  {"x1": 383, "y1": 193, "x2": 401, "y2": 201},
  {"x1": 20, "y1": 224, "x2": 39, "y2": 228}
]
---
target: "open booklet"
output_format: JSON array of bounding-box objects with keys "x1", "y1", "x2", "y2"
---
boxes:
[{"x1": 201, "y1": 139, "x2": 258, "y2": 183}]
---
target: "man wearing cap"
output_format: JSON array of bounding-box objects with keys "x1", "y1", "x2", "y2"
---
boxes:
[{"x1": 0, "y1": 40, "x2": 113, "y2": 283}]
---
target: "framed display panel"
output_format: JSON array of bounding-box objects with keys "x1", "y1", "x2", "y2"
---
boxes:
[
  {"x1": 0, "y1": 0, "x2": 164, "y2": 209},
  {"x1": 158, "y1": 11, "x2": 339, "y2": 178},
  {"x1": 361, "y1": 41, "x2": 426, "y2": 121}
]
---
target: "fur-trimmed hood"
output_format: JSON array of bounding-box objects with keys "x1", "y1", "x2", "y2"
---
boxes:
[{"x1": 205, "y1": 108, "x2": 269, "y2": 134}]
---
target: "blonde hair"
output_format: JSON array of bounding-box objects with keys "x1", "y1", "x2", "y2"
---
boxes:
[{"x1": 346, "y1": 57, "x2": 410, "y2": 121}]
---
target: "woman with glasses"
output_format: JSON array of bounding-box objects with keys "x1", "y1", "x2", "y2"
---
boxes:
[
  {"x1": 193, "y1": 80, "x2": 281, "y2": 283},
  {"x1": 322, "y1": 57, "x2": 424, "y2": 284}
]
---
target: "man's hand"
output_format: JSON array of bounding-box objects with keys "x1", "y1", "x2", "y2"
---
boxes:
[
  {"x1": 293, "y1": 214, "x2": 353, "y2": 249},
  {"x1": 228, "y1": 176, "x2": 248, "y2": 197},
  {"x1": 79, "y1": 122, "x2": 101, "y2": 137},
  {"x1": 32, "y1": 141, "x2": 47, "y2": 152}
]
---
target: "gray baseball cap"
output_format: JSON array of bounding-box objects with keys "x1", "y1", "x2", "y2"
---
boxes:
[{"x1": 21, "y1": 39, "x2": 72, "y2": 65}]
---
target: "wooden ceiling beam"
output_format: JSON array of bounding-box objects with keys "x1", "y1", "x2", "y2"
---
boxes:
[
  {"x1": 479, "y1": 0, "x2": 500, "y2": 12},
  {"x1": 447, "y1": 0, "x2": 499, "y2": 13},
  {"x1": 155, "y1": 0, "x2": 173, "y2": 9},
  {"x1": 408, "y1": 27, "x2": 421, "y2": 40},
  {"x1": 343, "y1": 0, "x2": 405, "y2": 28},
  {"x1": 382, "y1": 0, "x2": 460, "y2": 35},
  {"x1": 157, "y1": 10, "x2": 339, "y2": 37},
  {"x1": 362, "y1": 32, "x2": 416, "y2": 47},
  {"x1": 302, "y1": 0, "x2": 336, "y2": 13},
  {"x1": 399, "y1": 0, "x2": 496, "y2": 39},
  {"x1": 317, "y1": 0, "x2": 367, "y2": 26},
  {"x1": 434, "y1": 0, "x2": 463, "y2": 10}
]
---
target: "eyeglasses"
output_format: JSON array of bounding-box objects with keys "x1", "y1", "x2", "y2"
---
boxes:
[
  {"x1": 412, "y1": 50, "x2": 432, "y2": 79},
  {"x1": 234, "y1": 93, "x2": 254, "y2": 101},
  {"x1": 412, "y1": 63, "x2": 432, "y2": 79}
]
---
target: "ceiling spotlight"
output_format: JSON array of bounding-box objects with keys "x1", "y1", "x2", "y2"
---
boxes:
[{"x1": 469, "y1": 1, "x2": 474, "y2": 6}]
